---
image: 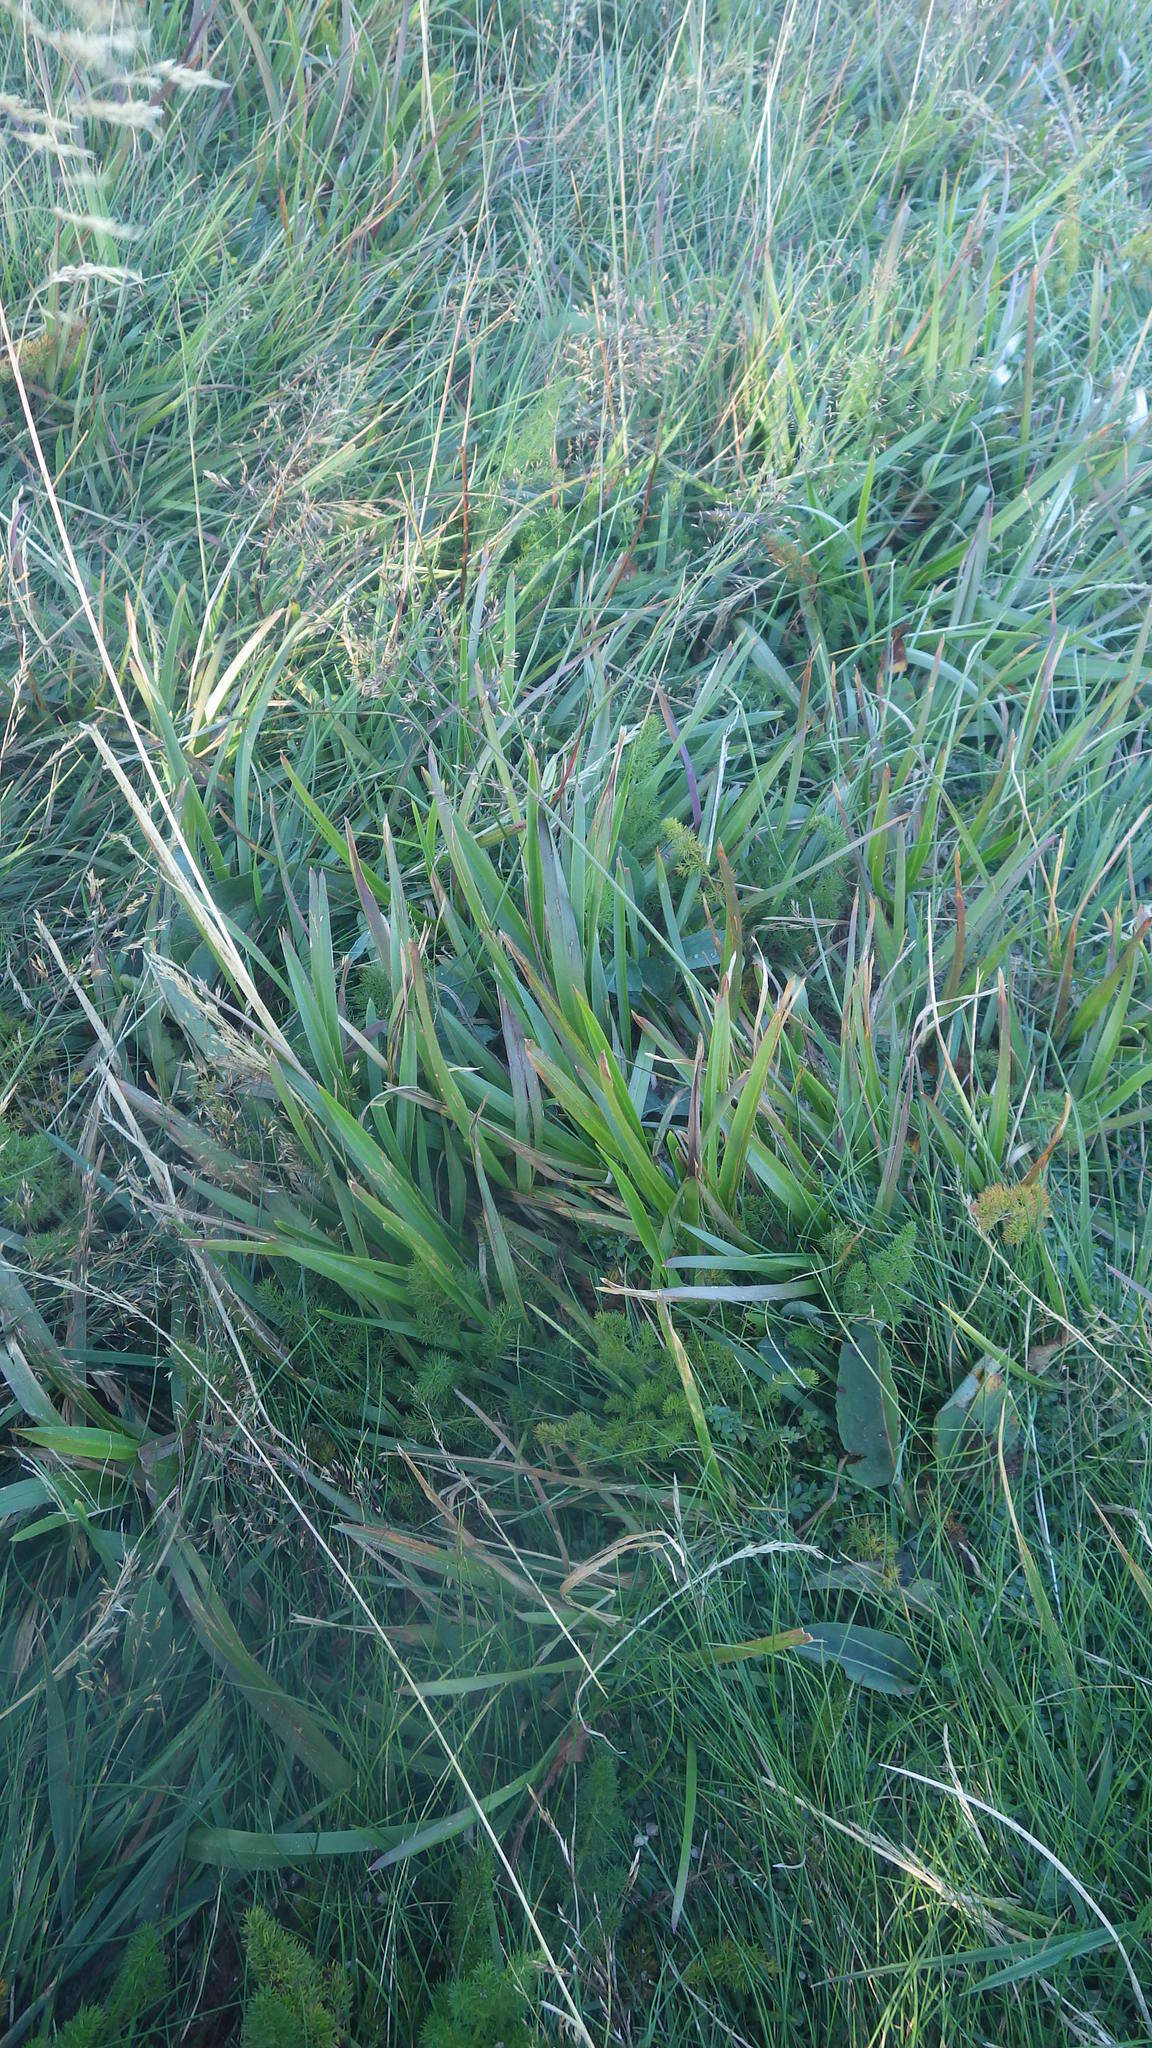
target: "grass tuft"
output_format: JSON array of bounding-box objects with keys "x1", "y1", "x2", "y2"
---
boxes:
[{"x1": 2, "y1": 0, "x2": 1152, "y2": 2039}]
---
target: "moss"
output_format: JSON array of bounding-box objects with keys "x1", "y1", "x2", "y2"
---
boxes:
[
  {"x1": 420, "y1": 1962, "x2": 530, "y2": 2048},
  {"x1": 413, "y1": 1347, "x2": 459, "y2": 1406},
  {"x1": 970, "y1": 1178, "x2": 1051, "y2": 1246},
  {"x1": 537, "y1": 1313, "x2": 799, "y2": 1470},
  {"x1": 241, "y1": 1907, "x2": 348, "y2": 2048},
  {"x1": 39, "y1": 2010, "x2": 106, "y2": 2048},
  {"x1": 684, "y1": 1935, "x2": 776, "y2": 1999},
  {"x1": 35, "y1": 1929, "x2": 167, "y2": 2048},
  {"x1": 356, "y1": 962, "x2": 392, "y2": 1024},
  {"x1": 835, "y1": 1219, "x2": 918, "y2": 1325},
  {"x1": 103, "y1": 1930, "x2": 168, "y2": 2032},
  {"x1": 618, "y1": 718, "x2": 667, "y2": 863},
  {"x1": 663, "y1": 816, "x2": 709, "y2": 878},
  {"x1": 448, "y1": 1849, "x2": 498, "y2": 1980},
  {"x1": 0, "y1": 1115, "x2": 72, "y2": 1235},
  {"x1": 573, "y1": 1746, "x2": 630, "y2": 1942}
]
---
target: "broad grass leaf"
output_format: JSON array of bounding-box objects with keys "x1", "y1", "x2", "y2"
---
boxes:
[
  {"x1": 935, "y1": 1360, "x2": 1020, "y2": 1467},
  {"x1": 836, "y1": 1322, "x2": 900, "y2": 1489},
  {"x1": 795, "y1": 1621, "x2": 919, "y2": 1695},
  {"x1": 168, "y1": 1540, "x2": 353, "y2": 1794}
]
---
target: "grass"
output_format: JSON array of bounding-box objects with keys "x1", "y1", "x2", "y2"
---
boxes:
[{"x1": 1, "y1": 0, "x2": 1152, "y2": 2039}]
